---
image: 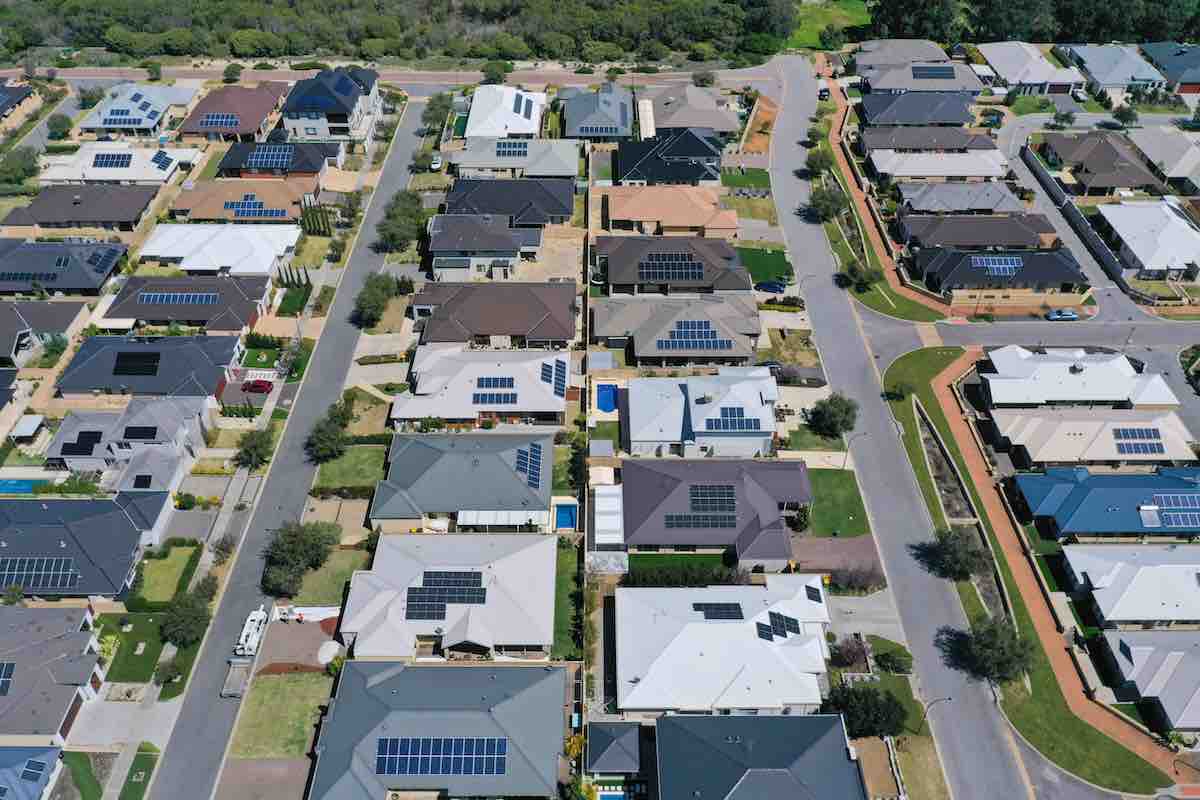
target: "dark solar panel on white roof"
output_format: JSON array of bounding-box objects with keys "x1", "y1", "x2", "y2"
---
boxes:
[{"x1": 92, "y1": 152, "x2": 133, "y2": 169}]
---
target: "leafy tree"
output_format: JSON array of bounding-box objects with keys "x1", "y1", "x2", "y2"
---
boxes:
[
  {"x1": 807, "y1": 185, "x2": 846, "y2": 221},
  {"x1": 807, "y1": 392, "x2": 858, "y2": 438},
  {"x1": 375, "y1": 189, "x2": 425, "y2": 253},
  {"x1": 939, "y1": 618, "x2": 1034, "y2": 684},
  {"x1": 818, "y1": 23, "x2": 846, "y2": 49},
  {"x1": 234, "y1": 428, "x2": 274, "y2": 471},
  {"x1": 46, "y1": 113, "x2": 72, "y2": 141},
  {"x1": 822, "y1": 684, "x2": 907, "y2": 738},
  {"x1": 0, "y1": 147, "x2": 39, "y2": 184},
  {"x1": 261, "y1": 521, "x2": 340, "y2": 597},
  {"x1": 305, "y1": 415, "x2": 347, "y2": 463},
  {"x1": 1113, "y1": 104, "x2": 1138, "y2": 127},
  {"x1": 410, "y1": 149, "x2": 434, "y2": 172},
  {"x1": 160, "y1": 594, "x2": 211, "y2": 647},
  {"x1": 77, "y1": 86, "x2": 106, "y2": 109},
  {"x1": 870, "y1": 0, "x2": 969, "y2": 42},
  {"x1": 481, "y1": 60, "x2": 509, "y2": 84},
  {"x1": 422, "y1": 92, "x2": 454, "y2": 132},
  {"x1": 830, "y1": 635, "x2": 867, "y2": 667},
  {"x1": 805, "y1": 148, "x2": 833, "y2": 175},
  {"x1": 194, "y1": 573, "x2": 219, "y2": 601},
  {"x1": 154, "y1": 657, "x2": 183, "y2": 686},
  {"x1": 846, "y1": 259, "x2": 883, "y2": 289},
  {"x1": 875, "y1": 647, "x2": 913, "y2": 675},
  {"x1": 926, "y1": 528, "x2": 990, "y2": 580},
  {"x1": 262, "y1": 563, "x2": 305, "y2": 596},
  {"x1": 693, "y1": 70, "x2": 716, "y2": 88},
  {"x1": 223, "y1": 62, "x2": 244, "y2": 83},
  {"x1": 1052, "y1": 110, "x2": 1075, "y2": 128},
  {"x1": 142, "y1": 60, "x2": 162, "y2": 81},
  {"x1": 2, "y1": 585, "x2": 23, "y2": 605}
]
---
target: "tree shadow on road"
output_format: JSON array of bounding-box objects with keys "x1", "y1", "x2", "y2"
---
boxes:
[{"x1": 934, "y1": 625, "x2": 986, "y2": 680}]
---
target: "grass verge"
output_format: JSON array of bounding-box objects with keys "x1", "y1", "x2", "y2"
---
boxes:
[
  {"x1": 807, "y1": 468, "x2": 870, "y2": 537},
  {"x1": 230, "y1": 673, "x2": 333, "y2": 758},
  {"x1": 294, "y1": 549, "x2": 369, "y2": 606},
  {"x1": 62, "y1": 752, "x2": 103, "y2": 800},
  {"x1": 736, "y1": 245, "x2": 792, "y2": 283}
]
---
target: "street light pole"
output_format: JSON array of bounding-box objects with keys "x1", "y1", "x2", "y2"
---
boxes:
[
  {"x1": 919, "y1": 696, "x2": 953, "y2": 734},
  {"x1": 843, "y1": 431, "x2": 868, "y2": 470}
]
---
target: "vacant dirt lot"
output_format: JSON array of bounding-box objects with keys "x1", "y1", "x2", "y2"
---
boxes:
[
  {"x1": 743, "y1": 96, "x2": 778, "y2": 154},
  {"x1": 214, "y1": 758, "x2": 311, "y2": 800},
  {"x1": 518, "y1": 225, "x2": 584, "y2": 284}
]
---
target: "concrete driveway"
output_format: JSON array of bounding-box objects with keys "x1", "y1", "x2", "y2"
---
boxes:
[{"x1": 828, "y1": 588, "x2": 907, "y2": 644}]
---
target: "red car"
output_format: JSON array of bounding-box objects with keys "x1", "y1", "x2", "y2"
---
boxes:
[{"x1": 241, "y1": 379, "x2": 274, "y2": 394}]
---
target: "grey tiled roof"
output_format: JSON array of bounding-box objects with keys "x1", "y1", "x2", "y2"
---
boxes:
[
  {"x1": 586, "y1": 722, "x2": 640, "y2": 773},
  {"x1": 918, "y1": 247, "x2": 1087, "y2": 291},
  {"x1": 0, "y1": 301, "x2": 85, "y2": 359},
  {"x1": 310, "y1": 663, "x2": 565, "y2": 800},
  {"x1": 563, "y1": 83, "x2": 633, "y2": 138},
  {"x1": 591, "y1": 293, "x2": 759, "y2": 361},
  {"x1": 57, "y1": 335, "x2": 237, "y2": 397},
  {"x1": 0, "y1": 607, "x2": 95, "y2": 736},
  {"x1": 426, "y1": 214, "x2": 542, "y2": 255},
  {"x1": 0, "y1": 239, "x2": 126, "y2": 294},
  {"x1": 106, "y1": 275, "x2": 269, "y2": 332},
  {"x1": 445, "y1": 179, "x2": 573, "y2": 226},
  {"x1": 859, "y1": 92, "x2": 974, "y2": 126},
  {"x1": 898, "y1": 181, "x2": 1024, "y2": 213},
  {"x1": 901, "y1": 213, "x2": 1056, "y2": 249},
  {"x1": 219, "y1": 142, "x2": 340, "y2": 176},
  {"x1": 860, "y1": 126, "x2": 996, "y2": 152},
  {"x1": 597, "y1": 236, "x2": 750, "y2": 291},
  {"x1": 3, "y1": 185, "x2": 157, "y2": 227}
]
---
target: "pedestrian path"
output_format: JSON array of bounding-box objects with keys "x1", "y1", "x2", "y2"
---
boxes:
[{"x1": 777, "y1": 449, "x2": 854, "y2": 469}]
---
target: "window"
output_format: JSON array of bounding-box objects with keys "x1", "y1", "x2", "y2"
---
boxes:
[{"x1": 304, "y1": 127, "x2": 318, "y2": 136}]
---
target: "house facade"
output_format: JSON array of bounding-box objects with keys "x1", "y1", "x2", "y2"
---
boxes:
[{"x1": 282, "y1": 67, "x2": 381, "y2": 142}]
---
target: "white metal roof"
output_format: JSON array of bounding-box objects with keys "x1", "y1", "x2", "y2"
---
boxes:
[
  {"x1": 464, "y1": 86, "x2": 547, "y2": 138},
  {"x1": 9, "y1": 415, "x2": 42, "y2": 439},
  {"x1": 593, "y1": 484, "x2": 624, "y2": 546},
  {"x1": 1098, "y1": 200, "x2": 1200, "y2": 270},
  {"x1": 869, "y1": 149, "x2": 1008, "y2": 179},
  {"x1": 1064, "y1": 544, "x2": 1200, "y2": 623},
  {"x1": 627, "y1": 367, "x2": 777, "y2": 445},
  {"x1": 615, "y1": 575, "x2": 830, "y2": 712},
  {"x1": 991, "y1": 408, "x2": 1196, "y2": 463},
  {"x1": 977, "y1": 41, "x2": 1085, "y2": 86},
  {"x1": 41, "y1": 142, "x2": 200, "y2": 185},
  {"x1": 139, "y1": 223, "x2": 302, "y2": 275},
  {"x1": 984, "y1": 345, "x2": 1179, "y2": 407},
  {"x1": 340, "y1": 534, "x2": 557, "y2": 659}
]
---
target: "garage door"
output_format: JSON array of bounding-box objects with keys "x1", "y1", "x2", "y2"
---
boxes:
[
  {"x1": 1048, "y1": 84, "x2": 1071, "y2": 94},
  {"x1": 59, "y1": 693, "x2": 83, "y2": 740},
  {"x1": 1180, "y1": 83, "x2": 1200, "y2": 94}
]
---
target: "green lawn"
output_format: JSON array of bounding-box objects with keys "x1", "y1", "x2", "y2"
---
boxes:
[
  {"x1": 242, "y1": 348, "x2": 280, "y2": 368},
  {"x1": 720, "y1": 167, "x2": 772, "y2": 188},
  {"x1": 591, "y1": 421, "x2": 620, "y2": 446},
  {"x1": 288, "y1": 338, "x2": 315, "y2": 382},
  {"x1": 452, "y1": 113, "x2": 467, "y2": 137},
  {"x1": 787, "y1": 0, "x2": 871, "y2": 48},
  {"x1": 821, "y1": 219, "x2": 945, "y2": 323},
  {"x1": 553, "y1": 543, "x2": 582, "y2": 660},
  {"x1": 277, "y1": 283, "x2": 313, "y2": 317},
  {"x1": 1010, "y1": 96, "x2": 1055, "y2": 115},
  {"x1": 786, "y1": 424, "x2": 845, "y2": 451},
  {"x1": 230, "y1": 673, "x2": 333, "y2": 758},
  {"x1": 723, "y1": 195, "x2": 778, "y2": 224},
  {"x1": 736, "y1": 246, "x2": 792, "y2": 283},
  {"x1": 158, "y1": 638, "x2": 201, "y2": 701},
  {"x1": 295, "y1": 235, "x2": 331, "y2": 267},
  {"x1": 98, "y1": 613, "x2": 166, "y2": 683},
  {"x1": 196, "y1": 145, "x2": 228, "y2": 181},
  {"x1": 315, "y1": 445, "x2": 386, "y2": 489},
  {"x1": 867, "y1": 634, "x2": 912, "y2": 673},
  {"x1": 807, "y1": 468, "x2": 870, "y2": 537},
  {"x1": 883, "y1": 349, "x2": 1172, "y2": 794},
  {"x1": 628, "y1": 553, "x2": 725, "y2": 573},
  {"x1": 294, "y1": 550, "x2": 369, "y2": 606},
  {"x1": 138, "y1": 547, "x2": 196, "y2": 602},
  {"x1": 118, "y1": 749, "x2": 158, "y2": 800},
  {"x1": 62, "y1": 752, "x2": 103, "y2": 800},
  {"x1": 553, "y1": 445, "x2": 574, "y2": 493}
]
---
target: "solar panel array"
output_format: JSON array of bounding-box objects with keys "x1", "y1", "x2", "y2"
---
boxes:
[
  {"x1": 0, "y1": 271, "x2": 59, "y2": 282},
  {"x1": 138, "y1": 292, "x2": 220, "y2": 305},
  {"x1": 113, "y1": 351, "x2": 161, "y2": 376},
  {"x1": 705, "y1": 407, "x2": 762, "y2": 432},
  {"x1": 246, "y1": 144, "x2": 295, "y2": 170},
  {"x1": 471, "y1": 392, "x2": 517, "y2": 404},
  {"x1": 0, "y1": 557, "x2": 79, "y2": 591},
  {"x1": 1113, "y1": 427, "x2": 1161, "y2": 440},
  {"x1": 477, "y1": 376, "x2": 514, "y2": 389},
  {"x1": 131, "y1": 93, "x2": 143, "y2": 102},
  {"x1": 757, "y1": 611, "x2": 802, "y2": 642},
  {"x1": 200, "y1": 113, "x2": 240, "y2": 128},
  {"x1": 515, "y1": 442, "x2": 543, "y2": 489},
  {"x1": 88, "y1": 248, "x2": 121, "y2": 274},
  {"x1": 123, "y1": 426, "x2": 158, "y2": 440},
  {"x1": 1116, "y1": 441, "x2": 1165, "y2": 455},
  {"x1": 552, "y1": 359, "x2": 567, "y2": 398},
  {"x1": 20, "y1": 760, "x2": 46, "y2": 783},
  {"x1": 580, "y1": 125, "x2": 620, "y2": 135},
  {"x1": 151, "y1": 150, "x2": 173, "y2": 171},
  {"x1": 523, "y1": 97, "x2": 533, "y2": 120},
  {"x1": 0, "y1": 662, "x2": 11, "y2": 696},
  {"x1": 664, "y1": 512, "x2": 737, "y2": 528},
  {"x1": 970, "y1": 254, "x2": 1023, "y2": 277},
  {"x1": 102, "y1": 106, "x2": 144, "y2": 127},
  {"x1": 513, "y1": 93, "x2": 524, "y2": 114},
  {"x1": 92, "y1": 152, "x2": 133, "y2": 169},
  {"x1": 423, "y1": 570, "x2": 483, "y2": 587},
  {"x1": 912, "y1": 64, "x2": 957, "y2": 80},
  {"x1": 223, "y1": 193, "x2": 289, "y2": 218},
  {"x1": 693, "y1": 602, "x2": 743, "y2": 620},
  {"x1": 405, "y1": 571, "x2": 487, "y2": 620},
  {"x1": 1153, "y1": 494, "x2": 1200, "y2": 509},
  {"x1": 638, "y1": 252, "x2": 703, "y2": 282},
  {"x1": 690, "y1": 484, "x2": 736, "y2": 513},
  {"x1": 657, "y1": 319, "x2": 734, "y2": 351},
  {"x1": 1162, "y1": 511, "x2": 1200, "y2": 528},
  {"x1": 496, "y1": 140, "x2": 528, "y2": 158},
  {"x1": 805, "y1": 584, "x2": 822, "y2": 604},
  {"x1": 376, "y1": 737, "x2": 508, "y2": 776},
  {"x1": 54, "y1": 256, "x2": 69, "y2": 268},
  {"x1": 540, "y1": 362, "x2": 553, "y2": 383},
  {"x1": 755, "y1": 622, "x2": 774, "y2": 641},
  {"x1": 60, "y1": 430, "x2": 102, "y2": 457}
]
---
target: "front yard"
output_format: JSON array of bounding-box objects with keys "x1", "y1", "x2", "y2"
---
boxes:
[
  {"x1": 230, "y1": 673, "x2": 333, "y2": 758},
  {"x1": 590, "y1": 421, "x2": 620, "y2": 446},
  {"x1": 242, "y1": 348, "x2": 281, "y2": 369},
  {"x1": 366, "y1": 296, "x2": 409, "y2": 334},
  {"x1": 295, "y1": 549, "x2": 370, "y2": 606},
  {"x1": 294, "y1": 235, "x2": 331, "y2": 267},
  {"x1": 736, "y1": 246, "x2": 792, "y2": 283},
  {"x1": 117, "y1": 745, "x2": 159, "y2": 800},
  {"x1": 807, "y1": 468, "x2": 870, "y2": 537},
  {"x1": 135, "y1": 545, "x2": 197, "y2": 603},
  {"x1": 786, "y1": 425, "x2": 845, "y2": 451},
  {"x1": 720, "y1": 167, "x2": 772, "y2": 188},
  {"x1": 758, "y1": 329, "x2": 820, "y2": 368},
  {"x1": 723, "y1": 195, "x2": 778, "y2": 225},
  {"x1": 553, "y1": 444, "x2": 575, "y2": 493},
  {"x1": 98, "y1": 613, "x2": 166, "y2": 683},
  {"x1": 315, "y1": 445, "x2": 387, "y2": 490}
]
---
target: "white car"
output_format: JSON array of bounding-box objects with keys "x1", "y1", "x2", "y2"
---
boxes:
[{"x1": 430, "y1": 154, "x2": 443, "y2": 171}]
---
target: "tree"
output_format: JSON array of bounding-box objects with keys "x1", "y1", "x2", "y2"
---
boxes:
[
  {"x1": 939, "y1": 617, "x2": 1034, "y2": 684},
  {"x1": 846, "y1": 259, "x2": 883, "y2": 290},
  {"x1": 353, "y1": 272, "x2": 404, "y2": 328},
  {"x1": 154, "y1": 657, "x2": 183, "y2": 686},
  {"x1": 262, "y1": 521, "x2": 340, "y2": 596},
  {"x1": 807, "y1": 392, "x2": 858, "y2": 438},
  {"x1": 830, "y1": 635, "x2": 867, "y2": 668},
  {"x1": 77, "y1": 86, "x2": 106, "y2": 109},
  {"x1": 1113, "y1": 104, "x2": 1138, "y2": 127},
  {"x1": 234, "y1": 428, "x2": 274, "y2": 471},
  {"x1": 1052, "y1": 110, "x2": 1075, "y2": 128},
  {"x1": 821, "y1": 684, "x2": 907, "y2": 738},
  {"x1": 693, "y1": 70, "x2": 716, "y2": 88},
  {"x1": 194, "y1": 573, "x2": 219, "y2": 601},
  {"x1": 410, "y1": 149, "x2": 434, "y2": 172},
  {"x1": 45, "y1": 113, "x2": 72, "y2": 141},
  {"x1": 142, "y1": 60, "x2": 162, "y2": 81},
  {"x1": 223, "y1": 62, "x2": 244, "y2": 83},
  {"x1": 421, "y1": 92, "x2": 453, "y2": 133},
  {"x1": 375, "y1": 189, "x2": 425, "y2": 253},
  {"x1": 805, "y1": 148, "x2": 833, "y2": 175},
  {"x1": 0, "y1": 147, "x2": 40, "y2": 184},
  {"x1": 925, "y1": 528, "x2": 990, "y2": 581},
  {"x1": 807, "y1": 185, "x2": 846, "y2": 221},
  {"x1": 261, "y1": 563, "x2": 305, "y2": 596},
  {"x1": 160, "y1": 594, "x2": 211, "y2": 647},
  {"x1": 305, "y1": 415, "x2": 347, "y2": 463},
  {"x1": 606, "y1": 67, "x2": 625, "y2": 83},
  {"x1": 818, "y1": 23, "x2": 846, "y2": 50},
  {"x1": 481, "y1": 60, "x2": 508, "y2": 84},
  {"x1": 2, "y1": 585, "x2": 23, "y2": 605}
]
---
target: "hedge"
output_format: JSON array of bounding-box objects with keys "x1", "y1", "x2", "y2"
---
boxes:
[
  {"x1": 347, "y1": 433, "x2": 393, "y2": 445},
  {"x1": 309, "y1": 485, "x2": 375, "y2": 499}
]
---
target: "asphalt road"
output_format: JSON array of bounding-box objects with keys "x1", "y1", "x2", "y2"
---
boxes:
[{"x1": 148, "y1": 99, "x2": 427, "y2": 800}]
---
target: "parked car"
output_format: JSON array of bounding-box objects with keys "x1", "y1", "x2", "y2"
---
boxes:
[
  {"x1": 1045, "y1": 309, "x2": 1079, "y2": 322},
  {"x1": 756, "y1": 360, "x2": 783, "y2": 373},
  {"x1": 430, "y1": 154, "x2": 443, "y2": 171},
  {"x1": 817, "y1": 85, "x2": 830, "y2": 101},
  {"x1": 755, "y1": 281, "x2": 787, "y2": 294},
  {"x1": 241, "y1": 379, "x2": 274, "y2": 394}
]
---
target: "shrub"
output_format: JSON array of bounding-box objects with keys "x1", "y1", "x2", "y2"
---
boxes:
[
  {"x1": 260, "y1": 521, "x2": 341, "y2": 597},
  {"x1": 875, "y1": 648, "x2": 913, "y2": 675},
  {"x1": 830, "y1": 635, "x2": 867, "y2": 668},
  {"x1": 194, "y1": 573, "x2": 219, "y2": 601},
  {"x1": 693, "y1": 70, "x2": 716, "y2": 87},
  {"x1": 223, "y1": 63, "x2": 244, "y2": 83},
  {"x1": 46, "y1": 113, "x2": 72, "y2": 140},
  {"x1": 160, "y1": 594, "x2": 211, "y2": 647},
  {"x1": 821, "y1": 684, "x2": 906, "y2": 738},
  {"x1": 154, "y1": 658, "x2": 183, "y2": 686},
  {"x1": 176, "y1": 492, "x2": 197, "y2": 510},
  {"x1": 213, "y1": 532, "x2": 236, "y2": 565},
  {"x1": 234, "y1": 428, "x2": 274, "y2": 471}
]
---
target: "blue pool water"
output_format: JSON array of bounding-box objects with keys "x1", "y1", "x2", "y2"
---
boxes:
[
  {"x1": 0, "y1": 479, "x2": 46, "y2": 494},
  {"x1": 597, "y1": 790, "x2": 627, "y2": 800},
  {"x1": 597, "y1": 383, "x2": 617, "y2": 412},
  {"x1": 555, "y1": 504, "x2": 578, "y2": 531}
]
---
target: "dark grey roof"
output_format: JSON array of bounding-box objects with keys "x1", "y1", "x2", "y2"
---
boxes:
[
  {"x1": 615, "y1": 128, "x2": 722, "y2": 184},
  {"x1": 901, "y1": 213, "x2": 1056, "y2": 249},
  {"x1": 57, "y1": 335, "x2": 237, "y2": 397},
  {"x1": 0, "y1": 301, "x2": 84, "y2": 359},
  {"x1": 0, "y1": 369, "x2": 14, "y2": 409},
  {"x1": 621, "y1": 459, "x2": 811, "y2": 561},
  {"x1": 426, "y1": 214, "x2": 542, "y2": 256},
  {"x1": 413, "y1": 282, "x2": 576, "y2": 343},
  {"x1": 370, "y1": 433, "x2": 554, "y2": 519},
  {"x1": 1143, "y1": 42, "x2": 1200, "y2": 85},
  {"x1": 859, "y1": 92, "x2": 974, "y2": 126},
  {"x1": 0, "y1": 493, "x2": 167, "y2": 597},
  {"x1": 860, "y1": 126, "x2": 996, "y2": 152},
  {"x1": 591, "y1": 294, "x2": 759, "y2": 362},
  {"x1": 218, "y1": 142, "x2": 340, "y2": 175},
  {"x1": 0, "y1": 85, "x2": 32, "y2": 118},
  {"x1": 0, "y1": 239, "x2": 126, "y2": 294},
  {"x1": 596, "y1": 236, "x2": 751, "y2": 291},
  {"x1": 310, "y1": 663, "x2": 565, "y2": 800},
  {"x1": 898, "y1": 181, "x2": 1025, "y2": 214},
  {"x1": 0, "y1": 745, "x2": 60, "y2": 800},
  {"x1": 0, "y1": 607, "x2": 96, "y2": 737},
  {"x1": 586, "y1": 722, "x2": 641, "y2": 774},
  {"x1": 918, "y1": 247, "x2": 1087, "y2": 291},
  {"x1": 563, "y1": 83, "x2": 634, "y2": 138},
  {"x1": 3, "y1": 185, "x2": 158, "y2": 227},
  {"x1": 283, "y1": 67, "x2": 376, "y2": 115},
  {"x1": 854, "y1": 39, "x2": 949, "y2": 70},
  {"x1": 1041, "y1": 132, "x2": 1163, "y2": 191},
  {"x1": 106, "y1": 275, "x2": 269, "y2": 332},
  {"x1": 656, "y1": 715, "x2": 867, "y2": 800},
  {"x1": 445, "y1": 179, "x2": 573, "y2": 226}
]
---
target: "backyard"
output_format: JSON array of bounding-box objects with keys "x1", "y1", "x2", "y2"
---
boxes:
[
  {"x1": 628, "y1": 552, "x2": 725, "y2": 574},
  {"x1": 591, "y1": 421, "x2": 620, "y2": 446},
  {"x1": 295, "y1": 549, "x2": 370, "y2": 606},
  {"x1": 277, "y1": 283, "x2": 313, "y2": 317},
  {"x1": 786, "y1": 0, "x2": 870, "y2": 48},
  {"x1": 553, "y1": 444, "x2": 575, "y2": 493},
  {"x1": 807, "y1": 468, "x2": 869, "y2": 537},
  {"x1": 230, "y1": 673, "x2": 334, "y2": 758},
  {"x1": 736, "y1": 246, "x2": 793, "y2": 283},
  {"x1": 315, "y1": 445, "x2": 386, "y2": 490},
  {"x1": 553, "y1": 543, "x2": 582, "y2": 660},
  {"x1": 98, "y1": 613, "x2": 166, "y2": 683},
  {"x1": 196, "y1": 144, "x2": 229, "y2": 181}
]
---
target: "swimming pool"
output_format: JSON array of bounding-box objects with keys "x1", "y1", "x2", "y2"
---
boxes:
[
  {"x1": 555, "y1": 504, "x2": 578, "y2": 531},
  {"x1": 597, "y1": 384, "x2": 617, "y2": 413},
  {"x1": 597, "y1": 789, "x2": 627, "y2": 800},
  {"x1": 0, "y1": 479, "x2": 47, "y2": 494}
]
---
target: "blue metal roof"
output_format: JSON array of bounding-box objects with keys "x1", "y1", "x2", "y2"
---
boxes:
[{"x1": 1016, "y1": 467, "x2": 1200, "y2": 536}]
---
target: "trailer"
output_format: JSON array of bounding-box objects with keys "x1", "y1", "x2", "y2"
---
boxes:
[
  {"x1": 221, "y1": 657, "x2": 252, "y2": 698},
  {"x1": 234, "y1": 604, "x2": 269, "y2": 657}
]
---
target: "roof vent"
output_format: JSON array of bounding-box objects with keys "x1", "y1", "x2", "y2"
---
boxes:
[
  {"x1": 1069, "y1": 363, "x2": 1085, "y2": 373},
  {"x1": 73, "y1": 194, "x2": 82, "y2": 205}
]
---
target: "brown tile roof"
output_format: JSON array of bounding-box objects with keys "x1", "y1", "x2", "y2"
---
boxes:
[
  {"x1": 171, "y1": 177, "x2": 313, "y2": 222},
  {"x1": 1042, "y1": 132, "x2": 1164, "y2": 191},
  {"x1": 413, "y1": 282, "x2": 577, "y2": 343},
  {"x1": 179, "y1": 83, "x2": 288, "y2": 136},
  {"x1": 602, "y1": 186, "x2": 737, "y2": 232}
]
